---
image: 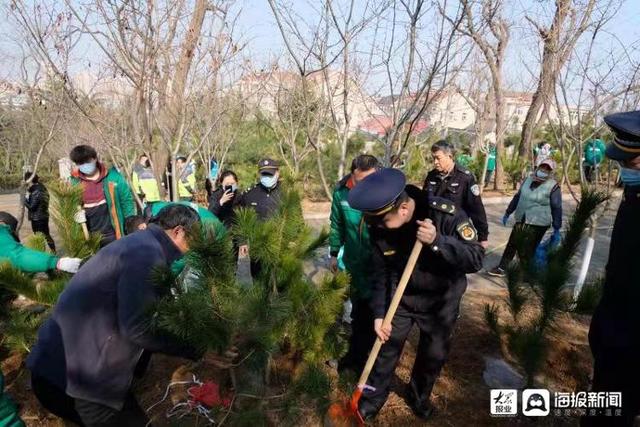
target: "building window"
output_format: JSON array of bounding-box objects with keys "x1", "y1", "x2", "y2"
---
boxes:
[{"x1": 461, "y1": 112, "x2": 468, "y2": 121}]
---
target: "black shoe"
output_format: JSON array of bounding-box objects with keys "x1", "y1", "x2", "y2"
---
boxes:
[
  {"x1": 487, "y1": 267, "x2": 506, "y2": 277},
  {"x1": 358, "y1": 399, "x2": 381, "y2": 422},
  {"x1": 406, "y1": 396, "x2": 435, "y2": 420}
]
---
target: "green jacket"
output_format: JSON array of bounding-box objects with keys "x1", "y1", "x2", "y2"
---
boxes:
[
  {"x1": 487, "y1": 146, "x2": 496, "y2": 171},
  {"x1": 0, "y1": 372, "x2": 25, "y2": 427},
  {"x1": 71, "y1": 165, "x2": 136, "y2": 239},
  {"x1": 0, "y1": 225, "x2": 58, "y2": 273},
  {"x1": 584, "y1": 139, "x2": 606, "y2": 166},
  {"x1": 329, "y1": 176, "x2": 372, "y2": 300}
]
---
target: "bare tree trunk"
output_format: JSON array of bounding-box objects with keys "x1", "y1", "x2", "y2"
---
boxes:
[
  {"x1": 518, "y1": 0, "x2": 597, "y2": 159},
  {"x1": 172, "y1": 0, "x2": 208, "y2": 107}
]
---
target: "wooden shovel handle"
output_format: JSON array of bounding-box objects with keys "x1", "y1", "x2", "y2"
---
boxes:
[
  {"x1": 357, "y1": 239, "x2": 424, "y2": 387},
  {"x1": 77, "y1": 206, "x2": 90, "y2": 241}
]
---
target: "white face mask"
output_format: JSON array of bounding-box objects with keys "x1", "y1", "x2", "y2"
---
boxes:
[
  {"x1": 260, "y1": 174, "x2": 278, "y2": 188},
  {"x1": 535, "y1": 169, "x2": 549, "y2": 180},
  {"x1": 78, "y1": 161, "x2": 97, "y2": 175}
]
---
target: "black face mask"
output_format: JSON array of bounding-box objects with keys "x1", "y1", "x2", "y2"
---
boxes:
[{"x1": 143, "y1": 160, "x2": 151, "y2": 168}]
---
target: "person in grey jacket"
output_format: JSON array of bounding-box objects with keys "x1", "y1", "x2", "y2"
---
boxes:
[
  {"x1": 27, "y1": 204, "x2": 229, "y2": 426},
  {"x1": 488, "y1": 158, "x2": 562, "y2": 277}
]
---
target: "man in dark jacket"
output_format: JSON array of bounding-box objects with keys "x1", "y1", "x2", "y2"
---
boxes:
[
  {"x1": 27, "y1": 204, "x2": 209, "y2": 426},
  {"x1": 348, "y1": 168, "x2": 485, "y2": 421},
  {"x1": 423, "y1": 140, "x2": 489, "y2": 248},
  {"x1": 583, "y1": 111, "x2": 640, "y2": 427},
  {"x1": 23, "y1": 173, "x2": 55, "y2": 252}
]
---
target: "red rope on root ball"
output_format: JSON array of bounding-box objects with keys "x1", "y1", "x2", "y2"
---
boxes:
[{"x1": 187, "y1": 381, "x2": 232, "y2": 409}]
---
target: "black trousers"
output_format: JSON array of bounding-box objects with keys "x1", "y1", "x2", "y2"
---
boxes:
[
  {"x1": 485, "y1": 170, "x2": 494, "y2": 187},
  {"x1": 339, "y1": 298, "x2": 376, "y2": 374},
  {"x1": 31, "y1": 375, "x2": 149, "y2": 427},
  {"x1": 250, "y1": 259, "x2": 262, "y2": 279},
  {"x1": 359, "y1": 296, "x2": 462, "y2": 415},
  {"x1": 582, "y1": 316, "x2": 640, "y2": 427},
  {"x1": 498, "y1": 223, "x2": 548, "y2": 270},
  {"x1": 584, "y1": 164, "x2": 599, "y2": 183},
  {"x1": 31, "y1": 219, "x2": 55, "y2": 252},
  {"x1": 580, "y1": 351, "x2": 640, "y2": 426}
]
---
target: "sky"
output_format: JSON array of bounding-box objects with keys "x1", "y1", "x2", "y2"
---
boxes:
[
  {"x1": 234, "y1": 0, "x2": 640, "y2": 91},
  {"x1": 1, "y1": 0, "x2": 639, "y2": 102}
]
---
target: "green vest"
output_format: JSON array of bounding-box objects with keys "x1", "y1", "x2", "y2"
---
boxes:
[
  {"x1": 514, "y1": 176, "x2": 556, "y2": 227},
  {"x1": 132, "y1": 165, "x2": 161, "y2": 202}
]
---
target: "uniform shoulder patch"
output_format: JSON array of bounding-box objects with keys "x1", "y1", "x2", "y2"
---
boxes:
[
  {"x1": 429, "y1": 197, "x2": 455, "y2": 215},
  {"x1": 456, "y1": 221, "x2": 477, "y2": 241},
  {"x1": 470, "y1": 184, "x2": 480, "y2": 196}
]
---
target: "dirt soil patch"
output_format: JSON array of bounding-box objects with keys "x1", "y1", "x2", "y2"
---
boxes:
[{"x1": 3, "y1": 277, "x2": 592, "y2": 426}]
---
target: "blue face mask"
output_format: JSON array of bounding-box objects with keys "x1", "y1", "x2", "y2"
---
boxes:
[
  {"x1": 535, "y1": 169, "x2": 549, "y2": 180},
  {"x1": 620, "y1": 167, "x2": 640, "y2": 187},
  {"x1": 260, "y1": 174, "x2": 278, "y2": 189},
  {"x1": 78, "y1": 161, "x2": 97, "y2": 175}
]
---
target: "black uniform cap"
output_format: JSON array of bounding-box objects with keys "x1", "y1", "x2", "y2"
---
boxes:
[
  {"x1": 347, "y1": 168, "x2": 406, "y2": 216},
  {"x1": 603, "y1": 111, "x2": 640, "y2": 160},
  {"x1": 258, "y1": 158, "x2": 280, "y2": 173}
]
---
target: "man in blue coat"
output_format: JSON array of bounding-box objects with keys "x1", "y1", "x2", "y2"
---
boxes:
[{"x1": 27, "y1": 204, "x2": 214, "y2": 426}]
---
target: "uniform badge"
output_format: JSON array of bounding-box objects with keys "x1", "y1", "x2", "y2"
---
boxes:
[
  {"x1": 471, "y1": 184, "x2": 480, "y2": 196},
  {"x1": 457, "y1": 222, "x2": 477, "y2": 241}
]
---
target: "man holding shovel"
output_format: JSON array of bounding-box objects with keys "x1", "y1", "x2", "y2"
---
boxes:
[
  {"x1": 69, "y1": 145, "x2": 136, "y2": 246},
  {"x1": 347, "y1": 168, "x2": 484, "y2": 421}
]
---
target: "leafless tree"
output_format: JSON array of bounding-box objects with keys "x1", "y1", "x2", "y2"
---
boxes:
[
  {"x1": 8, "y1": 0, "x2": 246, "y2": 202},
  {"x1": 455, "y1": 0, "x2": 509, "y2": 190},
  {"x1": 517, "y1": 0, "x2": 599, "y2": 161},
  {"x1": 371, "y1": 0, "x2": 469, "y2": 166}
]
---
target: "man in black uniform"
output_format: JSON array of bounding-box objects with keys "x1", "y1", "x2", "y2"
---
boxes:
[
  {"x1": 423, "y1": 140, "x2": 489, "y2": 248},
  {"x1": 348, "y1": 168, "x2": 485, "y2": 421},
  {"x1": 584, "y1": 111, "x2": 640, "y2": 427},
  {"x1": 238, "y1": 158, "x2": 282, "y2": 277}
]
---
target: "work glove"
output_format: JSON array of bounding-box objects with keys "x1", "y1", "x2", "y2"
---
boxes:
[
  {"x1": 74, "y1": 210, "x2": 87, "y2": 224},
  {"x1": 56, "y1": 257, "x2": 82, "y2": 273},
  {"x1": 502, "y1": 214, "x2": 510, "y2": 227},
  {"x1": 550, "y1": 229, "x2": 561, "y2": 248}
]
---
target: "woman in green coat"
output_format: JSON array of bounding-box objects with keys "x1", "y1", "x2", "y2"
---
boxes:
[{"x1": 0, "y1": 212, "x2": 81, "y2": 274}]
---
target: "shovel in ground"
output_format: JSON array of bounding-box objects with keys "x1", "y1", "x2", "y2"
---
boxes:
[{"x1": 326, "y1": 239, "x2": 424, "y2": 426}]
